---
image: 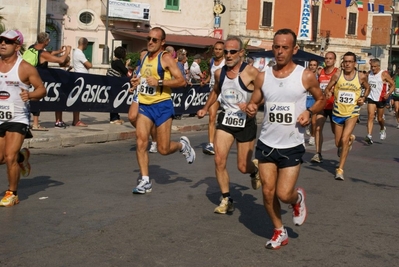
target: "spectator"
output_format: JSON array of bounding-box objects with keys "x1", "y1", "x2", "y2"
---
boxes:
[
  {"x1": 72, "y1": 37, "x2": 92, "y2": 127},
  {"x1": 190, "y1": 54, "x2": 204, "y2": 83},
  {"x1": 23, "y1": 32, "x2": 71, "y2": 130},
  {"x1": 107, "y1": 46, "x2": 131, "y2": 125}
]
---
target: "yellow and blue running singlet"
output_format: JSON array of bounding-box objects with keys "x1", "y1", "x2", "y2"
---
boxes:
[{"x1": 332, "y1": 71, "x2": 362, "y2": 118}]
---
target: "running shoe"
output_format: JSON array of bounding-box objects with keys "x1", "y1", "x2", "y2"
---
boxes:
[
  {"x1": 110, "y1": 119, "x2": 124, "y2": 125},
  {"x1": 265, "y1": 228, "x2": 288, "y2": 250},
  {"x1": 250, "y1": 159, "x2": 261, "y2": 190},
  {"x1": 180, "y1": 136, "x2": 196, "y2": 164},
  {"x1": 19, "y1": 148, "x2": 31, "y2": 177},
  {"x1": 0, "y1": 191, "x2": 19, "y2": 207},
  {"x1": 305, "y1": 125, "x2": 311, "y2": 136},
  {"x1": 310, "y1": 153, "x2": 323, "y2": 163},
  {"x1": 132, "y1": 179, "x2": 152, "y2": 194},
  {"x1": 291, "y1": 187, "x2": 307, "y2": 226},
  {"x1": 308, "y1": 136, "x2": 315, "y2": 146},
  {"x1": 55, "y1": 121, "x2": 68, "y2": 129},
  {"x1": 365, "y1": 134, "x2": 373, "y2": 145},
  {"x1": 335, "y1": 168, "x2": 344, "y2": 181},
  {"x1": 380, "y1": 127, "x2": 387, "y2": 140},
  {"x1": 214, "y1": 197, "x2": 234, "y2": 214},
  {"x1": 149, "y1": 142, "x2": 157, "y2": 153},
  {"x1": 202, "y1": 143, "x2": 215, "y2": 155}
]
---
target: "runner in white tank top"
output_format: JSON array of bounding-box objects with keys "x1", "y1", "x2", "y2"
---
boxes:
[
  {"x1": 245, "y1": 29, "x2": 325, "y2": 250},
  {"x1": 0, "y1": 30, "x2": 47, "y2": 207}
]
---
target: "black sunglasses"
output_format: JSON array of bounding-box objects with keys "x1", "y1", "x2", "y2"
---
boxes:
[
  {"x1": 0, "y1": 37, "x2": 16, "y2": 45},
  {"x1": 223, "y1": 49, "x2": 239, "y2": 55},
  {"x1": 146, "y1": 36, "x2": 161, "y2": 43}
]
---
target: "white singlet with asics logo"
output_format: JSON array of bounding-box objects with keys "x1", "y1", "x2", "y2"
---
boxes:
[
  {"x1": 0, "y1": 57, "x2": 30, "y2": 125},
  {"x1": 259, "y1": 65, "x2": 307, "y2": 149}
]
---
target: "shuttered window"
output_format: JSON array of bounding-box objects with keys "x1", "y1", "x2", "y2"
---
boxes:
[
  {"x1": 347, "y1": 13, "x2": 357, "y2": 35},
  {"x1": 166, "y1": 0, "x2": 179, "y2": 11},
  {"x1": 262, "y1": 2, "x2": 272, "y2": 27}
]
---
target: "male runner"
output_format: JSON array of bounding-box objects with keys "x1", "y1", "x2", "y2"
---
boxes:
[
  {"x1": 246, "y1": 29, "x2": 325, "y2": 249},
  {"x1": 365, "y1": 58, "x2": 394, "y2": 144},
  {"x1": 310, "y1": 51, "x2": 338, "y2": 163},
  {"x1": 130, "y1": 27, "x2": 195, "y2": 194},
  {"x1": 201, "y1": 41, "x2": 225, "y2": 155},
  {"x1": 0, "y1": 30, "x2": 46, "y2": 206},
  {"x1": 197, "y1": 36, "x2": 260, "y2": 214},
  {"x1": 325, "y1": 52, "x2": 370, "y2": 180}
]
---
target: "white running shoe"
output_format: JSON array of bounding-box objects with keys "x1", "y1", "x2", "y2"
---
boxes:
[
  {"x1": 291, "y1": 187, "x2": 307, "y2": 226},
  {"x1": 265, "y1": 228, "x2": 288, "y2": 250},
  {"x1": 308, "y1": 136, "x2": 315, "y2": 146},
  {"x1": 180, "y1": 136, "x2": 196, "y2": 164},
  {"x1": 149, "y1": 142, "x2": 157, "y2": 153},
  {"x1": 380, "y1": 127, "x2": 387, "y2": 140},
  {"x1": 132, "y1": 179, "x2": 152, "y2": 194}
]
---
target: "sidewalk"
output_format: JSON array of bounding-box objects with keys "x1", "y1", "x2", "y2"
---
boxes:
[{"x1": 23, "y1": 111, "x2": 264, "y2": 149}]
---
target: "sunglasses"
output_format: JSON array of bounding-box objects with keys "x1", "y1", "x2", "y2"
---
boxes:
[
  {"x1": 146, "y1": 36, "x2": 161, "y2": 43},
  {"x1": 223, "y1": 49, "x2": 239, "y2": 55},
  {"x1": 0, "y1": 37, "x2": 16, "y2": 45}
]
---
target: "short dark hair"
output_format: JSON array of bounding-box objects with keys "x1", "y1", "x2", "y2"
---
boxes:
[
  {"x1": 309, "y1": 59, "x2": 318, "y2": 65},
  {"x1": 114, "y1": 46, "x2": 126, "y2": 59},
  {"x1": 274, "y1": 28, "x2": 297, "y2": 47},
  {"x1": 151, "y1": 27, "x2": 166, "y2": 40},
  {"x1": 343, "y1": 51, "x2": 357, "y2": 62}
]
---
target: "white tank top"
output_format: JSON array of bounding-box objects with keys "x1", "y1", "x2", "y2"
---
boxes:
[
  {"x1": 219, "y1": 68, "x2": 252, "y2": 112},
  {"x1": 0, "y1": 57, "x2": 30, "y2": 125},
  {"x1": 209, "y1": 58, "x2": 225, "y2": 88},
  {"x1": 368, "y1": 70, "x2": 388, "y2": 102},
  {"x1": 259, "y1": 65, "x2": 307, "y2": 149}
]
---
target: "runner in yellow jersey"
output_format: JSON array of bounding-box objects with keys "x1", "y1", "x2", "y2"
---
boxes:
[
  {"x1": 325, "y1": 52, "x2": 370, "y2": 181},
  {"x1": 130, "y1": 27, "x2": 195, "y2": 194}
]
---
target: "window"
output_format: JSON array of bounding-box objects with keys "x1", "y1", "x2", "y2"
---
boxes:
[
  {"x1": 165, "y1": 0, "x2": 179, "y2": 11},
  {"x1": 262, "y1": 2, "x2": 272, "y2": 27},
  {"x1": 311, "y1": 5, "x2": 319, "y2": 42},
  {"x1": 79, "y1": 12, "x2": 94, "y2": 25},
  {"x1": 347, "y1": 13, "x2": 357, "y2": 35}
]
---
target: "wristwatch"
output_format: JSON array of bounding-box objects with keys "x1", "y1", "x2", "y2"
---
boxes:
[
  {"x1": 306, "y1": 108, "x2": 313, "y2": 116},
  {"x1": 158, "y1": 80, "x2": 163, "y2": 87}
]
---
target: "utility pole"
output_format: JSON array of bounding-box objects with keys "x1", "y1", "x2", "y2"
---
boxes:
[
  {"x1": 37, "y1": 0, "x2": 41, "y2": 36},
  {"x1": 102, "y1": 0, "x2": 110, "y2": 64},
  {"x1": 389, "y1": 0, "x2": 396, "y2": 73}
]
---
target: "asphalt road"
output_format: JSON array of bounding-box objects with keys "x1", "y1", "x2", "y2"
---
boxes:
[{"x1": 0, "y1": 109, "x2": 398, "y2": 267}]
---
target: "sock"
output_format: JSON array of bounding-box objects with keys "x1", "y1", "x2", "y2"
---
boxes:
[
  {"x1": 297, "y1": 192, "x2": 302, "y2": 204},
  {"x1": 8, "y1": 190, "x2": 17, "y2": 196},
  {"x1": 180, "y1": 141, "x2": 186, "y2": 152},
  {"x1": 152, "y1": 142, "x2": 157, "y2": 146},
  {"x1": 209, "y1": 143, "x2": 214, "y2": 147},
  {"x1": 17, "y1": 152, "x2": 24, "y2": 163},
  {"x1": 141, "y1": 176, "x2": 149, "y2": 182},
  {"x1": 276, "y1": 226, "x2": 285, "y2": 231},
  {"x1": 222, "y1": 192, "x2": 230, "y2": 199}
]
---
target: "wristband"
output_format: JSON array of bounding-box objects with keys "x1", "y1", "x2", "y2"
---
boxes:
[{"x1": 306, "y1": 108, "x2": 313, "y2": 116}]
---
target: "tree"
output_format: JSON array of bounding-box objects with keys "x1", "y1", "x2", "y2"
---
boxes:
[{"x1": 0, "y1": 7, "x2": 5, "y2": 33}]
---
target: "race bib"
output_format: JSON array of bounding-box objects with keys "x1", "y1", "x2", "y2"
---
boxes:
[
  {"x1": 222, "y1": 109, "x2": 246, "y2": 128},
  {"x1": 337, "y1": 91, "x2": 355, "y2": 105},
  {"x1": 320, "y1": 82, "x2": 328, "y2": 92},
  {"x1": 0, "y1": 101, "x2": 15, "y2": 121},
  {"x1": 267, "y1": 102, "x2": 295, "y2": 125},
  {"x1": 139, "y1": 77, "x2": 157, "y2": 96},
  {"x1": 395, "y1": 87, "x2": 399, "y2": 95}
]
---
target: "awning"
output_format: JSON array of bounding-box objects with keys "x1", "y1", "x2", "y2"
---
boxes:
[{"x1": 112, "y1": 29, "x2": 263, "y2": 51}]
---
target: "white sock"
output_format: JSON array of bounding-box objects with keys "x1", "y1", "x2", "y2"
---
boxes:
[
  {"x1": 180, "y1": 141, "x2": 186, "y2": 152},
  {"x1": 142, "y1": 176, "x2": 149, "y2": 182},
  {"x1": 209, "y1": 143, "x2": 214, "y2": 147},
  {"x1": 152, "y1": 142, "x2": 157, "y2": 146},
  {"x1": 276, "y1": 226, "x2": 285, "y2": 231}
]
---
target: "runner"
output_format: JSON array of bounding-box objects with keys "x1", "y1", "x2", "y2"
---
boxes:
[
  {"x1": 324, "y1": 52, "x2": 370, "y2": 180},
  {"x1": 0, "y1": 30, "x2": 46, "y2": 207},
  {"x1": 365, "y1": 58, "x2": 394, "y2": 144},
  {"x1": 197, "y1": 36, "x2": 260, "y2": 214},
  {"x1": 130, "y1": 27, "x2": 196, "y2": 194},
  {"x1": 246, "y1": 28, "x2": 325, "y2": 249},
  {"x1": 200, "y1": 41, "x2": 225, "y2": 155},
  {"x1": 310, "y1": 51, "x2": 339, "y2": 163}
]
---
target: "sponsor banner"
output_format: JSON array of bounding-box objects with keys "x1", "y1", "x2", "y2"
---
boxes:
[
  {"x1": 108, "y1": 0, "x2": 150, "y2": 21},
  {"x1": 30, "y1": 68, "x2": 210, "y2": 115}
]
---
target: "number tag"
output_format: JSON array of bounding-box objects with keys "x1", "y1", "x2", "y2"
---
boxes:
[
  {"x1": 266, "y1": 102, "x2": 295, "y2": 125},
  {"x1": 338, "y1": 91, "x2": 355, "y2": 105},
  {"x1": 0, "y1": 101, "x2": 15, "y2": 121},
  {"x1": 222, "y1": 110, "x2": 246, "y2": 128},
  {"x1": 320, "y1": 82, "x2": 328, "y2": 92},
  {"x1": 139, "y1": 77, "x2": 157, "y2": 96},
  {"x1": 395, "y1": 87, "x2": 399, "y2": 95}
]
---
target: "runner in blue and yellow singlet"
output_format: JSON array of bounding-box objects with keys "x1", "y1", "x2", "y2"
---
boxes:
[{"x1": 324, "y1": 51, "x2": 370, "y2": 181}]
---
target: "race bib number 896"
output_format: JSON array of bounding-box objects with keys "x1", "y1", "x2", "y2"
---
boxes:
[
  {"x1": 267, "y1": 102, "x2": 295, "y2": 125},
  {"x1": 0, "y1": 102, "x2": 14, "y2": 121}
]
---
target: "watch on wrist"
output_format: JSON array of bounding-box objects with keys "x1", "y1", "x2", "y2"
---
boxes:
[
  {"x1": 306, "y1": 108, "x2": 313, "y2": 116},
  {"x1": 158, "y1": 80, "x2": 163, "y2": 87}
]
